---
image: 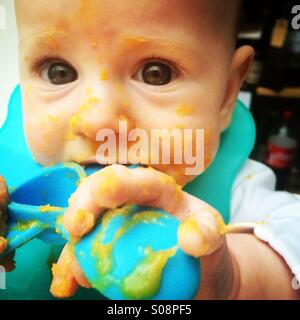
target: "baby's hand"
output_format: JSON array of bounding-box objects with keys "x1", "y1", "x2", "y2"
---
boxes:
[{"x1": 50, "y1": 165, "x2": 231, "y2": 299}]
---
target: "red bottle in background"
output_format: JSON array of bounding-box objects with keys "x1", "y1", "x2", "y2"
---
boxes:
[{"x1": 265, "y1": 110, "x2": 298, "y2": 190}]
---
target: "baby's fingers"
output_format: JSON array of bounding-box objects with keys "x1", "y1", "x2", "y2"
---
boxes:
[
  {"x1": 71, "y1": 254, "x2": 91, "y2": 289},
  {"x1": 63, "y1": 177, "x2": 102, "y2": 238},
  {"x1": 50, "y1": 244, "x2": 79, "y2": 298},
  {"x1": 89, "y1": 165, "x2": 183, "y2": 212},
  {"x1": 178, "y1": 205, "x2": 226, "y2": 258},
  {"x1": 64, "y1": 164, "x2": 183, "y2": 238}
]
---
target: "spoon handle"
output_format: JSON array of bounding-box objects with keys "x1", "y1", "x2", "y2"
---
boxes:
[
  {"x1": 0, "y1": 202, "x2": 68, "y2": 257},
  {"x1": 3, "y1": 221, "x2": 48, "y2": 256}
]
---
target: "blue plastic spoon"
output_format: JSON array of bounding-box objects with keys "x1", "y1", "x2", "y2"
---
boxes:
[{"x1": 1, "y1": 163, "x2": 200, "y2": 300}]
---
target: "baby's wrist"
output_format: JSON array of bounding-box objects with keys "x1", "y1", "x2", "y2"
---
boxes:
[
  {"x1": 226, "y1": 242, "x2": 241, "y2": 300},
  {"x1": 196, "y1": 237, "x2": 239, "y2": 300}
]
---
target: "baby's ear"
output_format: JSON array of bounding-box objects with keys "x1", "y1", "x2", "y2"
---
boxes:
[{"x1": 220, "y1": 45, "x2": 254, "y2": 132}]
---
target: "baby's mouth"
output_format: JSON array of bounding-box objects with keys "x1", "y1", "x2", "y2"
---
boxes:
[
  {"x1": 83, "y1": 162, "x2": 148, "y2": 176},
  {"x1": 83, "y1": 163, "x2": 106, "y2": 176}
]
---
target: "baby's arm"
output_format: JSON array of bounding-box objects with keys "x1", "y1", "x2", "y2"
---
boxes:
[
  {"x1": 225, "y1": 233, "x2": 300, "y2": 300},
  {"x1": 227, "y1": 159, "x2": 300, "y2": 299}
]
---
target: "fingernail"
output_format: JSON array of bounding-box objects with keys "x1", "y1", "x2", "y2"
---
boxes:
[{"x1": 178, "y1": 219, "x2": 209, "y2": 257}]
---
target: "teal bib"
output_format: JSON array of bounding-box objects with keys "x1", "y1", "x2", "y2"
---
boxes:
[{"x1": 0, "y1": 86, "x2": 256, "y2": 299}]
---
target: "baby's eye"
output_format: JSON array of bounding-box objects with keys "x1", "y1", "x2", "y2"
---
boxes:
[
  {"x1": 41, "y1": 62, "x2": 78, "y2": 85},
  {"x1": 135, "y1": 61, "x2": 177, "y2": 86}
]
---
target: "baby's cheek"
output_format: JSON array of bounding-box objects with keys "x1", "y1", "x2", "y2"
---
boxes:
[
  {"x1": 62, "y1": 136, "x2": 99, "y2": 163},
  {"x1": 161, "y1": 115, "x2": 220, "y2": 185},
  {"x1": 24, "y1": 113, "x2": 67, "y2": 165},
  {"x1": 203, "y1": 127, "x2": 220, "y2": 169}
]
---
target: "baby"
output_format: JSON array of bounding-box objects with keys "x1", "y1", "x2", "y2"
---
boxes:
[{"x1": 2, "y1": 0, "x2": 300, "y2": 299}]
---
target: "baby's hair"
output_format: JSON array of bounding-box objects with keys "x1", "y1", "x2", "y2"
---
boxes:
[
  {"x1": 235, "y1": 0, "x2": 244, "y2": 36},
  {"x1": 209, "y1": 0, "x2": 243, "y2": 49}
]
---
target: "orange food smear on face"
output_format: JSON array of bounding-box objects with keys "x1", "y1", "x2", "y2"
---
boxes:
[
  {"x1": 74, "y1": 0, "x2": 97, "y2": 30},
  {"x1": 48, "y1": 114, "x2": 59, "y2": 122},
  {"x1": 115, "y1": 83, "x2": 124, "y2": 93},
  {"x1": 65, "y1": 89, "x2": 101, "y2": 141},
  {"x1": 40, "y1": 29, "x2": 67, "y2": 51},
  {"x1": 120, "y1": 36, "x2": 149, "y2": 50},
  {"x1": 70, "y1": 113, "x2": 86, "y2": 132},
  {"x1": 119, "y1": 114, "x2": 129, "y2": 122},
  {"x1": 175, "y1": 124, "x2": 185, "y2": 130},
  {"x1": 99, "y1": 69, "x2": 109, "y2": 81},
  {"x1": 65, "y1": 114, "x2": 84, "y2": 141},
  {"x1": 176, "y1": 105, "x2": 195, "y2": 117},
  {"x1": 204, "y1": 127, "x2": 211, "y2": 145},
  {"x1": 90, "y1": 37, "x2": 98, "y2": 48}
]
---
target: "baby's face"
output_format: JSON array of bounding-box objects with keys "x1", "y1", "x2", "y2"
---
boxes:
[{"x1": 16, "y1": 0, "x2": 251, "y2": 186}]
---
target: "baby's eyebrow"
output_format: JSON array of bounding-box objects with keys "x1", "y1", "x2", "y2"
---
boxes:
[
  {"x1": 20, "y1": 30, "x2": 202, "y2": 62},
  {"x1": 118, "y1": 34, "x2": 201, "y2": 57},
  {"x1": 20, "y1": 29, "x2": 67, "y2": 52}
]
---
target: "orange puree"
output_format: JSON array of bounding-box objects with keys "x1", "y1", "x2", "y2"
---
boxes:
[
  {"x1": 99, "y1": 69, "x2": 109, "y2": 81},
  {"x1": 51, "y1": 251, "x2": 75, "y2": 298},
  {"x1": 176, "y1": 105, "x2": 195, "y2": 117},
  {"x1": 97, "y1": 167, "x2": 120, "y2": 195},
  {"x1": 39, "y1": 205, "x2": 62, "y2": 213}
]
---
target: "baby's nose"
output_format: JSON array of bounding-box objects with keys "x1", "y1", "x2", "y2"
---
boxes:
[{"x1": 69, "y1": 85, "x2": 134, "y2": 141}]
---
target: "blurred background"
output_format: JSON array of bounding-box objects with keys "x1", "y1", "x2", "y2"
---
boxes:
[{"x1": 239, "y1": 0, "x2": 300, "y2": 193}]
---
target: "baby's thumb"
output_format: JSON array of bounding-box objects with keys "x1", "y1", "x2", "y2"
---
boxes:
[{"x1": 177, "y1": 209, "x2": 227, "y2": 258}]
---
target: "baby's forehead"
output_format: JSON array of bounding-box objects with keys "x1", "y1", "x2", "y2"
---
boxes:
[{"x1": 16, "y1": 0, "x2": 239, "y2": 56}]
